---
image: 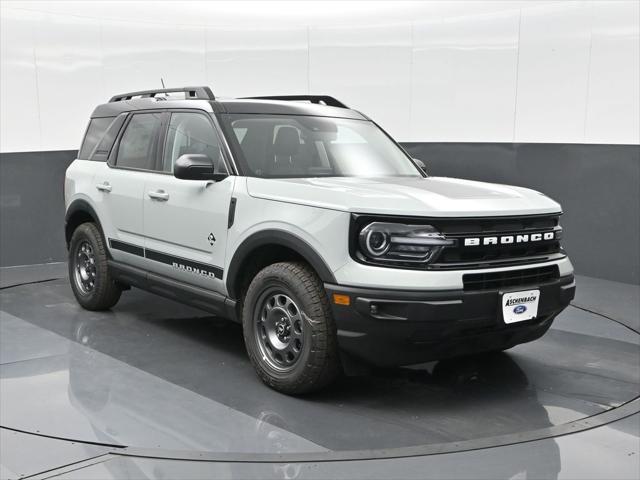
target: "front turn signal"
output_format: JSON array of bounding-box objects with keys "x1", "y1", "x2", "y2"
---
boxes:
[{"x1": 332, "y1": 293, "x2": 351, "y2": 306}]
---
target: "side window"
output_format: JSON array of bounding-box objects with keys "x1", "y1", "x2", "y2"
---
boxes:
[
  {"x1": 163, "y1": 113, "x2": 226, "y2": 174},
  {"x1": 89, "y1": 113, "x2": 127, "y2": 162},
  {"x1": 78, "y1": 117, "x2": 114, "y2": 159},
  {"x1": 115, "y1": 113, "x2": 162, "y2": 170}
]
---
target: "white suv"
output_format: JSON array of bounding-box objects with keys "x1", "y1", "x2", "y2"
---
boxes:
[{"x1": 65, "y1": 87, "x2": 575, "y2": 394}]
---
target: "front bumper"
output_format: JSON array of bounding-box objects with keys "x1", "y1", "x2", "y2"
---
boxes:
[{"x1": 325, "y1": 275, "x2": 575, "y2": 366}]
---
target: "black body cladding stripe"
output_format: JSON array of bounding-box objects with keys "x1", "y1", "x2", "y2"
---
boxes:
[
  {"x1": 108, "y1": 239, "x2": 223, "y2": 279},
  {"x1": 109, "y1": 239, "x2": 144, "y2": 257}
]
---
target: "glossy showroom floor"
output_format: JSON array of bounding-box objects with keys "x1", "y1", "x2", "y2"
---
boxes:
[{"x1": 0, "y1": 263, "x2": 638, "y2": 479}]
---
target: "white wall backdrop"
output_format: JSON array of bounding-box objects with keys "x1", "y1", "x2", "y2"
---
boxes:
[{"x1": 1, "y1": 0, "x2": 638, "y2": 152}]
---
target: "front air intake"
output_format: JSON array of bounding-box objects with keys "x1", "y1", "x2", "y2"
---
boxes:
[{"x1": 463, "y1": 265, "x2": 560, "y2": 291}]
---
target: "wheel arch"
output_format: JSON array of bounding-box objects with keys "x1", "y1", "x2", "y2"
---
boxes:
[
  {"x1": 65, "y1": 199, "x2": 101, "y2": 249},
  {"x1": 225, "y1": 230, "x2": 336, "y2": 300}
]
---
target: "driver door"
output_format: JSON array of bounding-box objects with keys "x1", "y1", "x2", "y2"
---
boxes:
[{"x1": 143, "y1": 111, "x2": 234, "y2": 293}]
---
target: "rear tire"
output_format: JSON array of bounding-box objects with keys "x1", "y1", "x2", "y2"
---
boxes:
[
  {"x1": 242, "y1": 261, "x2": 341, "y2": 394},
  {"x1": 68, "y1": 222, "x2": 122, "y2": 311}
]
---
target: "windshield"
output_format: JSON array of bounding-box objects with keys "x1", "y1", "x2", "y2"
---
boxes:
[{"x1": 220, "y1": 114, "x2": 422, "y2": 178}]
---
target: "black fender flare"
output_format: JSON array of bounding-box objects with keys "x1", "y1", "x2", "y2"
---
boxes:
[
  {"x1": 65, "y1": 199, "x2": 101, "y2": 246},
  {"x1": 225, "y1": 229, "x2": 336, "y2": 299}
]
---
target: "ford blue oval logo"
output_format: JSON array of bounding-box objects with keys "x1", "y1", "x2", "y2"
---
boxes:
[{"x1": 513, "y1": 305, "x2": 527, "y2": 315}]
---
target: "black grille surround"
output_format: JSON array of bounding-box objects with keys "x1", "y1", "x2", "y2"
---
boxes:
[{"x1": 350, "y1": 213, "x2": 566, "y2": 270}]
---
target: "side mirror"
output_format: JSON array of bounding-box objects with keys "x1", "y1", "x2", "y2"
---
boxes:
[
  {"x1": 413, "y1": 158, "x2": 427, "y2": 173},
  {"x1": 174, "y1": 154, "x2": 227, "y2": 181}
]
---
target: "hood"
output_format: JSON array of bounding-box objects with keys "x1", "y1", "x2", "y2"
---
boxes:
[{"x1": 246, "y1": 176, "x2": 562, "y2": 217}]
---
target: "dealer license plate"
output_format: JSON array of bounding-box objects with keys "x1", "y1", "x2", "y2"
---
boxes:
[{"x1": 502, "y1": 289, "x2": 540, "y2": 324}]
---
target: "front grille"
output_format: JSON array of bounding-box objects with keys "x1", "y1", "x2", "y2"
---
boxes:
[
  {"x1": 463, "y1": 265, "x2": 560, "y2": 291},
  {"x1": 430, "y1": 214, "x2": 564, "y2": 269},
  {"x1": 350, "y1": 213, "x2": 565, "y2": 271}
]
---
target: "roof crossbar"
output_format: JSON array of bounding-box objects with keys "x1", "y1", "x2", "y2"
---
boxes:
[
  {"x1": 241, "y1": 95, "x2": 348, "y2": 109},
  {"x1": 109, "y1": 86, "x2": 215, "y2": 103}
]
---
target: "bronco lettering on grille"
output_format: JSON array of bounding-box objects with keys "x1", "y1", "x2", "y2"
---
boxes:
[{"x1": 464, "y1": 231, "x2": 555, "y2": 247}]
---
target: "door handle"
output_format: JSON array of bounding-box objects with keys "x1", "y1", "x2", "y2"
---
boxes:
[
  {"x1": 95, "y1": 182, "x2": 112, "y2": 193},
  {"x1": 148, "y1": 189, "x2": 169, "y2": 201}
]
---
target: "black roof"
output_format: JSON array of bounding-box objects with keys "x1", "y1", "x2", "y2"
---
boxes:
[
  {"x1": 92, "y1": 88, "x2": 368, "y2": 120},
  {"x1": 215, "y1": 99, "x2": 367, "y2": 119}
]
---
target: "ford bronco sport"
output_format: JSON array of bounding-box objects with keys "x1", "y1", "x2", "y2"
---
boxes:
[{"x1": 65, "y1": 86, "x2": 575, "y2": 394}]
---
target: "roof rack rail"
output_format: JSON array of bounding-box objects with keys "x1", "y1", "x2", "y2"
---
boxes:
[
  {"x1": 241, "y1": 95, "x2": 348, "y2": 109},
  {"x1": 109, "y1": 86, "x2": 215, "y2": 103}
]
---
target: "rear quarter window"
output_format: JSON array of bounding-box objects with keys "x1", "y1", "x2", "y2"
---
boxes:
[
  {"x1": 89, "y1": 114, "x2": 127, "y2": 162},
  {"x1": 78, "y1": 117, "x2": 115, "y2": 160}
]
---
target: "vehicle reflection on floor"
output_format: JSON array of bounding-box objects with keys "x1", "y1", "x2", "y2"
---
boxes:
[
  {"x1": 1, "y1": 277, "x2": 638, "y2": 480},
  {"x1": 65, "y1": 324, "x2": 561, "y2": 479}
]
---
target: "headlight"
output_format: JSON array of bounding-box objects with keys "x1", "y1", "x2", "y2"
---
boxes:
[{"x1": 357, "y1": 222, "x2": 453, "y2": 266}]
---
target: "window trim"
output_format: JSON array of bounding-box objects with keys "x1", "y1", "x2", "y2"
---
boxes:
[{"x1": 211, "y1": 112, "x2": 240, "y2": 176}]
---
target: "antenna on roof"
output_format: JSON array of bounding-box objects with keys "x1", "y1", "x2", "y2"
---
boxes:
[{"x1": 160, "y1": 78, "x2": 166, "y2": 89}]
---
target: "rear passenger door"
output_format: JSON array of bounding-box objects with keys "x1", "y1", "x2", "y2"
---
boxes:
[
  {"x1": 95, "y1": 112, "x2": 162, "y2": 269},
  {"x1": 142, "y1": 111, "x2": 234, "y2": 293}
]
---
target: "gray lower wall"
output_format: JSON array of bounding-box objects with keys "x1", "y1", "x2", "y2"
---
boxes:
[
  {"x1": 0, "y1": 150, "x2": 75, "y2": 269},
  {"x1": 1, "y1": 143, "x2": 639, "y2": 284}
]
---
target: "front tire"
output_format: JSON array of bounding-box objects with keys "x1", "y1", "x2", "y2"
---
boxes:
[
  {"x1": 68, "y1": 222, "x2": 122, "y2": 311},
  {"x1": 242, "y1": 262, "x2": 341, "y2": 394}
]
